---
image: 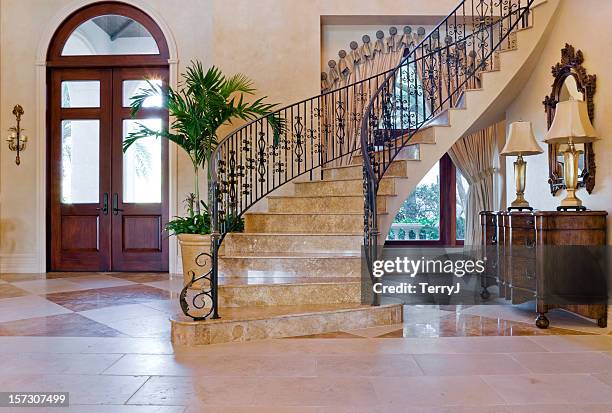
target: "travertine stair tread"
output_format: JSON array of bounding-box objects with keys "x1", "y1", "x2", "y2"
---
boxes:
[
  {"x1": 245, "y1": 212, "x2": 388, "y2": 216},
  {"x1": 226, "y1": 231, "x2": 363, "y2": 236},
  {"x1": 172, "y1": 303, "x2": 400, "y2": 324},
  {"x1": 214, "y1": 276, "x2": 360, "y2": 287},
  {"x1": 295, "y1": 175, "x2": 406, "y2": 184},
  {"x1": 267, "y1": 193, "x2": 393, "y2": 199},
  {"x1": 221, "y1": 252, "x2": 360, "y2": 258},
  {"x1": 323, "y1": 158, "x2": 416, "y2": 168}
]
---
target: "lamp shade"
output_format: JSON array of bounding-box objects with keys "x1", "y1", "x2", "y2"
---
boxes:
[
  {"x1": 543, "y1": 99, "x2": 599, "y2": 144},
  {"x1": 500, "y1": 121, "x2": 543, "y2": 156}
]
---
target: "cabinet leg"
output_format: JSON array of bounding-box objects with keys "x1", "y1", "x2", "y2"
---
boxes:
[
  {"x1": 535, "y1": 313, "x2": 549, "y2": 329},
  {"x1": 480, "y1": 287, "x2": 490, "y2": 300},
  {"x1": 597, "y1": 317, "x2": 607, "y2": 328}
]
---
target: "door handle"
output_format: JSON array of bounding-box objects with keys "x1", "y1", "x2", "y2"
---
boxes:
[
  {"x1": 112, "y1": 193, "x2": 124, "y2": 215},
  {"x1": 96, "y1": 193, "x2": 109, "y2": 215}
]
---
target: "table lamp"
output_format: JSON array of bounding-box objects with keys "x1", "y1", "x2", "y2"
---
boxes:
[
  {"x1": 543, "y1": 99, "x2": 599, "y2": 211},
  {"x1": 501, "y1": 121, "x2": 544, "y2": 211}
]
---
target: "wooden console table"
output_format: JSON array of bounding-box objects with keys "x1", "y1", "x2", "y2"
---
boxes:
[{"x1": 480, "y1": 210, "x2": 608, "y2": 329}]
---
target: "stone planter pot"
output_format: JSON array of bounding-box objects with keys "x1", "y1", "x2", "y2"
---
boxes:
[{"x1": 177, "y1": 233, "x2": 212, "y2": 286}]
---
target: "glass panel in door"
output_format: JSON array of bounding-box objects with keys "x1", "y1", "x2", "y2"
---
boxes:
[
  {"x1": 60, "y1": 120, "x2": 101, "y2": 204},
  {"x1": 122, "y1": 118, "x2": 162, "y2": 203}
]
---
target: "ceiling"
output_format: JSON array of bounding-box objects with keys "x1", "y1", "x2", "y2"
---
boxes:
[{"x1": 92, "y1": 15, "x2": 152, "y2": 40}]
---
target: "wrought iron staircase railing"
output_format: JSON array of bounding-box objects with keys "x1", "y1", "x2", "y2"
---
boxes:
[
  {"x1": 180, "y1": 0, "x2": 535, "y2": 320},
  {"x1": 361, "y1": 0, "x2": 534, "y2": 305}
]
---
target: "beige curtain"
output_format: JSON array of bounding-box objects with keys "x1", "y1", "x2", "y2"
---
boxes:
[{"x1": 448, "y1": 124, "x2": 498, "y2": 246}]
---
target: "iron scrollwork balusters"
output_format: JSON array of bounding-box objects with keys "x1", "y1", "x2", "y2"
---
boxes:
[
  {"x1": 360, "y1": 0, "x2": 534, "y2": 307},
  {"x1": 180, "y1": 0, "x2": 535, "y2": 320}
]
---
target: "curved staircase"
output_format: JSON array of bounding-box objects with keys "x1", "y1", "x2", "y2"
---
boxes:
[{"x1": 171, "y1": 0, "x2": 560, "y2": 345}]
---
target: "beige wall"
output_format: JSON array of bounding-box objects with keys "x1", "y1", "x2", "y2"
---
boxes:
[
  {"x1": 0, "y1": 0, "x2": 456, "y2": 271},
  {"x1": 505, "y1": 0, "x2": 612, "y2": 242}
]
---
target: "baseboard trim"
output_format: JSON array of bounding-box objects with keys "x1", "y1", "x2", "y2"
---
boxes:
[{"x1": 0, "y1": 254, "x2": 41, "y2": 273}]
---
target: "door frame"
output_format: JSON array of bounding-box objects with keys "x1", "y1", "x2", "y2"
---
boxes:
[{"x1": 37, "y1": 0, "x2": 179, "y2": 273}]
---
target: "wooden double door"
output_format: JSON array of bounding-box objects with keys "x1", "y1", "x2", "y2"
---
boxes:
[{"x1": 49, "y1": 67, "x2": 169, "y2": 272}]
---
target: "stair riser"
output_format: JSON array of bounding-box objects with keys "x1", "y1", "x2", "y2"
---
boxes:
[
  {"x1": 295, "y1": 178, "x2": 395, "y2": 196},
  {"x1": 223, "y1": 233, "x2": 362, "y2": 254},
  {"x1": 268, "y1": 196, "x2": 385, "y2": 213},
  {"x1": 245, "y1": 213, "x2": 364, "y2": 233},
  {"x1": 352, "y1": 145, "x2": 420, "y2": 165},
  {"x1": 323, "y1": 161, "x2": 408, "y2": 180},
  {"x1": 171, "y1": 304, "x2": 403, "y2": 345},
  {"x1": 218, "y1": 282, "x2": 361, "y2": 307},
  {"x1": 220, "y1": 257, "x2": 361, "y2": 277}
]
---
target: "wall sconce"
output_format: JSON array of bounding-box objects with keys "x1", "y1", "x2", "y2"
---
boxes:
[{"x1": 6, "y1": 105, "x2": 28, "y2": 165}]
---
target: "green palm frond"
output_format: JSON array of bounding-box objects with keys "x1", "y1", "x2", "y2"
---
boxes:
[{"x1": 125, "y1": 60, "x2": 281, "y2": 219}]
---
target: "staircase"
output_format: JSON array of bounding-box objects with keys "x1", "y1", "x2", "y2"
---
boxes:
[{"x1": 171, "y1": 0, "x2": 560, "y2": 345}]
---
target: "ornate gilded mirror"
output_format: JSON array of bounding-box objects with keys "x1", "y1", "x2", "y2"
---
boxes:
[{"x1": 543, "y1": 44, "x2": 596, "y2": 195}]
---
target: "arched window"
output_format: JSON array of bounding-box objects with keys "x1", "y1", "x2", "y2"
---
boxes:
[{"x1": 48, "y1": 1, "x2": 169, "y2": 67}]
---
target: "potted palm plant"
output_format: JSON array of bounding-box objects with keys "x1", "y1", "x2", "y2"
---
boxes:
[{"x1": 124, "y1": 61, "x2": 278, "y2": 283}]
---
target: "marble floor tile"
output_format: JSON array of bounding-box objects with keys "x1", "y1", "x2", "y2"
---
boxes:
[
  {"x1": 0, "y1": 373, "x2": 150, "y2": 405},
  {"x1": 97, "y1": 314, "x2": 171, "y2": 338},
  {"x1": 60, "y1": 274, "x2": 137, "y2": 289},
  {"x1": 195, "y1": 354, "x2": 313, "y2": 377},
  {"x1": 510, "y1": 351, "x2": 612, "y2": 374},
  {"x1": 11, "y1": 278, "x2": 88, "y2": 294},
  {"x1": 185, "y1": 405, "x2": 318, "y2": 413},
  {"x1": 592, "y1": 372, "x2": 612, "y2": 388},
  {"x1": 145, "y1": 278, "x2": 186, "y2": 293},
  {"x1": 385, "y1": 336, "x2": 551, "y2": 354},
  {"x1": 103, "y1": 354, "x2": 193, "y2": 376},
  {"x1": 3, "y1": 406, "x2": 186, "y2": 413},
  {"x1": 462, "y1": 305, "x2": 609, "y2": 335},
  {"x1": 372, "y1": 375, "x2": 505, "y2": 407},
  {"x1": 109, "y1": 273, "x2": 172, "y2": 283},
  {"x1": 515, "y1": 405, "x2": 612, "y2": 413},
  {"x1": 526, "y1": 335, "x2": 612, "y2": 352},
  {"x1": 0, "y1": 336, "x2": 173, "y2": 354},
  {"x1": 482, "y1": 373, "x2": 612, "y2": 404},
  {"x1": 251, "y1": 376, "x2": 378, "y2": 407},
  {"x1": 414, "y1": 353, "x2": 529, "y2": 376},
  {"x1": 317, "y1": 406, "x2": 512, "y2": 413},
  {"x1": 0, "y1": 283, "x2": 30, "y2": 299},
  {"x1": 0, "y1": 313, "x2": 125, "y2": 337},
  {"x1": 79, "y1": 303, "x2": 169, "y2": 324},
  {"x1": 0, "y1": 352, "x2": 123, "y2": 375},
  {"x1": 403, "y1": 305, "x2": 457, "y2": 323},
  {"x1": 142, "y1": 299, "x2": 180, "y2": 315},
  {"x1": 0, "y1": 295, "x2": 72, "y2": 323},
  {"x1": 393, "y1": 313, "x2": 588, "y2": 338},
  {"x1": 315, "y1": 354, "x2": 423, "y2": 377},
  {"x1": 128, "y1": 376, "x2": 195, "y2": 406},
  {"x1": 45, "y1": 285, "x2": 174, "y2": 311}
]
